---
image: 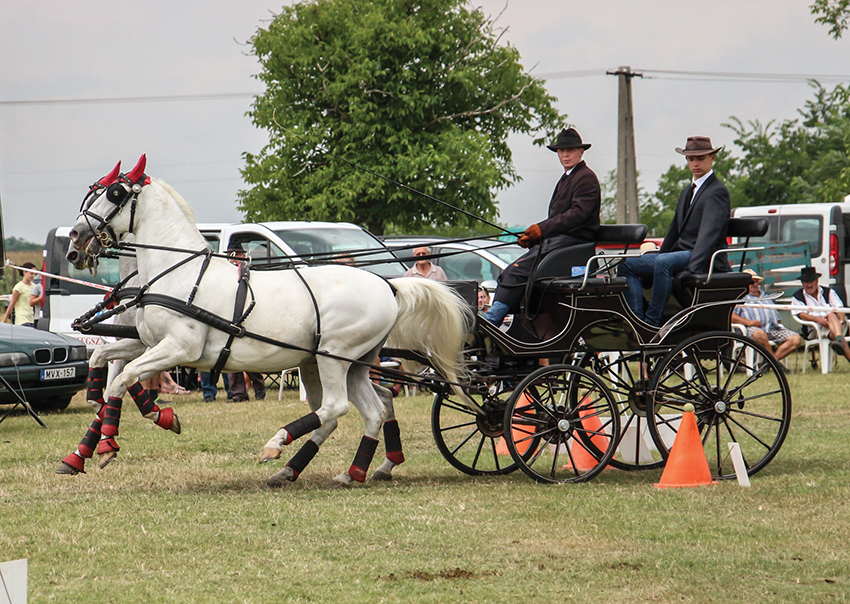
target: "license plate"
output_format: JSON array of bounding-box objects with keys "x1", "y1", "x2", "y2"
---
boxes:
[{"x1": 41, "y1": 367, "x2": 76, "y2": 380}]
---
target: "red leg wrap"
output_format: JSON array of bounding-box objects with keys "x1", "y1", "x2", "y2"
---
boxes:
[
  {"x1": 100, "y1": 397, "x2": 122, "y2": 438},
  {"x1": 61, "y1": 453, "x2": 86, "y2": 473},
  {"x1": 155, "y1": 407, "x2": 175, "y2": 430},
  {"x1": 96, "y1": 437, "x2": 119, "y2": 455},
  {"x1": 349, "y1": 436, "x2": 379, "y2": 483}
]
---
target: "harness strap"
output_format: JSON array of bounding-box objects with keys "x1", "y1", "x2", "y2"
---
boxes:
[{"x1": 209, "y1": 263, "x2": 255, "y2": 385}]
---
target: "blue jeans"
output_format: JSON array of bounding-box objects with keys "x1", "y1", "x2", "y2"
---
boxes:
[
  {"x1": 199, "y1": 372, "x2": 230, "y2": 400},
  {"x1": 619, "y1": 251, "x2": 691, "y2": 327}
]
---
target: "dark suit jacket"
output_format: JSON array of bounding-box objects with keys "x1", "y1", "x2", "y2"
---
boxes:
[
  {"x1": 536, "y1": 160, "x2": 601, "y2": 254},
  {"x1": 660, "y1": 172, "x2": 731, "y2": 274}
]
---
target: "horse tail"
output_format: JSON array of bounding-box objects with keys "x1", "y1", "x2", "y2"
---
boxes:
[{"x1": 386, "y1": 278, "x2": 474, "y2": 402}]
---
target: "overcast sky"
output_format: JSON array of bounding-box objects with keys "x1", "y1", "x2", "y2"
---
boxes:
[{"x1": 1, "y1": 0, "x2": 849, "y2": 245}]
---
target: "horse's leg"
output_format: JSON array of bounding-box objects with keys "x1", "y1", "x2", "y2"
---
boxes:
[
  {"x1": 95, "y1": 336, "x2": 198, "y2": 468},
  {"x1": 371, "y1": 383, "x2": 404, "y2": 482},
  {"x1": 57, "y1": 339, "x2": 145, "y2": 474},
  {"x1": 331, "y1": 352, "x2": 388, "y2": 487},
  {"x1": 260, "y1": 360, "x2": 323, "y2": 463},
  {"x1": 266, "y1": 360, "x2": 342, "y2": 486}
]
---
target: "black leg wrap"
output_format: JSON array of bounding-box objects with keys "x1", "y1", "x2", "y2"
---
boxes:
[
  {"x1": 87, "y1": 366, "x2": 107, "y2": 402},
  {"x1": 349, "y1": 436, "x2": 379, "y2": 482},
  {"x1": 286, "y1": 440, "x2": 320, "y2": 477},
  {"x1": 78, "y1": 418, "x2": 103, "y2": 458},
  {"x1": 128, "y1": 382, "x2": 157, "y2": 416},
  {"x1": 101, "y1": 397, "x2": 123, "y2": 437},
  {"x1": 383, "y1": 420, "x2": 404, "y2": 464},
  {"x1": 283, "y1": 412, "x2": 321, "y2": 444}
]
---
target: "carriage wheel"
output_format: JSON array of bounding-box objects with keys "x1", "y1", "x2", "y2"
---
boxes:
[
  {"x1": 431, "y1": 381, "x2": 528, "y2": 476},
  {"x1": 647, "y1": 331, "x2": 791, "y2": 480},
  {"x1": 503, "y1": 364, "x2": 620, "y2": 484},
  {"x1": 577, "y1": 351, "x2": 666, "y2": 471}
]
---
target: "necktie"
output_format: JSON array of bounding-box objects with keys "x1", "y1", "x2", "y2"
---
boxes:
[{"x1": 684, "y1": 183, "x2": 696, "y2": 211}]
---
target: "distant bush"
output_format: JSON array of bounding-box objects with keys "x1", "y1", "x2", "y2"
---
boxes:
[{"x1": 5, "y1": 237, "x2": 41, "y2": 252}]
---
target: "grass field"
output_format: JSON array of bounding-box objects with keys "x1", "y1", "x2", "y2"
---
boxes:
[{"x1": 1, "y1": 361, "x2": 850, "y2": 603}]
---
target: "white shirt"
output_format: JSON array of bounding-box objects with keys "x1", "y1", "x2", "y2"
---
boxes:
[
  {"x1": 790, "y1": 286, "x2": 844, "y2": 318},
  {"x1": 691, "y1": 169, "x2": 714, "y2": 198}
]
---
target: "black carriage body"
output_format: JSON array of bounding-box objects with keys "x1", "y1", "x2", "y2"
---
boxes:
[{"x1": 479, "y1": 272, "x2": 752, "y2": 363}]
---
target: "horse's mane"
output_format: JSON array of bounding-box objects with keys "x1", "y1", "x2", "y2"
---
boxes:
[{"x1": 151, "y1": 177, "x2": 196, "y2": 224}]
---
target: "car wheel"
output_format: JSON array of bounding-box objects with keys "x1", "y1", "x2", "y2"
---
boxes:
[{"x1": 29, "y1": 396, "x2": 73, "y2": 412}]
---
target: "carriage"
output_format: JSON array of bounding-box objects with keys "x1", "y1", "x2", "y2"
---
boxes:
[
  {"x1": 406, "y1": 218, "x2": 791, "y2": 484},
  {"x1": 65, "y1": 157, "x2": 790, "y2": 486}
]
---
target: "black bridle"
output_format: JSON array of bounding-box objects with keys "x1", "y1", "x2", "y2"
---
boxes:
[{"x1": 79, "y1": 172, "x2": 146, "y2": 249}]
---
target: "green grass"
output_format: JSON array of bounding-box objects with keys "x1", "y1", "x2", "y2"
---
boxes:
[{"x1": 2, "y1": 361, "x2": 850, "y2": 603}]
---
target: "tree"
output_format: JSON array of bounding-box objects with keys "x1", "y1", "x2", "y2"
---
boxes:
[
  {"x1": 722, "y1": 82, "x2": 850, "y2": 206},
  {"x1": 238, "y1": 0, "x2": 565, "y2": 235},
  {"x1": 810, "y1": 0, "x2": 850, "y2": 38}
]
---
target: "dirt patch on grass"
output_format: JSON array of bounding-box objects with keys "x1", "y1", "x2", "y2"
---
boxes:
[{"x1": 382, "y1": 568, "x2": 496, "y2": 581}]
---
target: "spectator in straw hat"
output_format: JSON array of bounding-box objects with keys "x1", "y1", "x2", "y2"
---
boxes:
[
  {"x1": 619, "y1": 136, "x2": 731, "y2": 327},
  {"x1": 791, "y1": 266, "x2": 850, "y2": 363},
  {"x1": 732, "y1": 269, "x2": 802, "y2": 364}
]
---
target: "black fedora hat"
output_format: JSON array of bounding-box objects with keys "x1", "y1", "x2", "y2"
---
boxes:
[
  {"x1": 675, "y1": 136, "x2": 723, "y2": 156},
  {"x1": 799, "y1": 266, "x2": 822, "y2": 283},
  {"x1": 547, "y1": 128, "x2": 591, "y2": 151}
]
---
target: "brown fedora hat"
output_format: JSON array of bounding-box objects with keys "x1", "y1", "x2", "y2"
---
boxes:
[
  {"x1": 675, "y1": 136, "x2": 723, "y2": 156},
  {"x1": 547, "y1": 128, "x2": 591, "y2": 151}
]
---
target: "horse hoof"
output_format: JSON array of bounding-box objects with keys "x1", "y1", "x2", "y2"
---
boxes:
[
  {"x1": 259, "y1": 447, "x2": 282, "y2": 464},
  {"x1": 328, "y1": 479, "x2": 351, "y2": 489},
  {"x1": 55, "y1": 461, "x2": 81, "y2": 475},
  {"x1": 169, "y1": 414, "x2": 181, "y2": 435},
  {"x1": 371, "y1": 470, "x2": 393, "y2": 482},
  {"x1": 266, "y1": 467, "x2": 296, "y2": 488},
  {"x1": 98, "y1": 450, "x2": 118, "y2": 469}
]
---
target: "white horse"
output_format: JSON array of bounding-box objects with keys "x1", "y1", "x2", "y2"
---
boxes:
[
  {"x1": 58, "y1": 163, "x2": 180, "y2": 475},
  {"x1": 68, "y1": 155, "x2": 471, "y2": 486}
]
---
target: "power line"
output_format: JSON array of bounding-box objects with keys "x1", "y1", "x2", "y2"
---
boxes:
[
  {"x1": 0, "y1": 92, "x2": 260, "y2": 107},
  {"x1": 538, "y1": 67, "x2": 850, "y2": 84}
]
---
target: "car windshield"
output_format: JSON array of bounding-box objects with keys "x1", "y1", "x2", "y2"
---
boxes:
[
  {"x1": 273, "y1": 227, "x2": 404, "y2": 277},
  {"x1": 485, "y1": 244, "x2": 525, "y2": 265}
]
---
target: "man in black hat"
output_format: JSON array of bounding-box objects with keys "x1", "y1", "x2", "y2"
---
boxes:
[
  {"x1": 482, "y1": 127, "x2": 601, "y2": 326},
  {"x1": 619, "y1": 136, "x2": 731, "y2": 327},
  {"x1": 791, "y1": 266, "x2": 850, "y2": 363}
]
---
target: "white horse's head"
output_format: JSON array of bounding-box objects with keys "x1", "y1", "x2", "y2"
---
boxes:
[{"x1": 69, "y1": 155, "x2": 149, "y2": 257}]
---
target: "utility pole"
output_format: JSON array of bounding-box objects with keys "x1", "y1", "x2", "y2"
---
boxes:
[{"x1": 607, "y1": 66, "x2": 643, "y2": 224}]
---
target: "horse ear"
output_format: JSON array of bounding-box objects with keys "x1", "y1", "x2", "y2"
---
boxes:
[
  {"x1": 97, "y1": 161, "x2": 121, "y2": 186},
  {"x1": 126, "y1": 154, "x2": 147, "y2": 183}
]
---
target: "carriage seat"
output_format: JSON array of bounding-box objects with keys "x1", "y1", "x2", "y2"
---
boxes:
[
  {"x1": 671, "y1": 217, "x2": 766, "y2": 306},
  {"x1": 534, "y1": 224, "x2": 649, "y2": 281}
]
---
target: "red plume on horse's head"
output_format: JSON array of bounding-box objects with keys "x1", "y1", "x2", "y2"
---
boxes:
[
  {"x1": 125, "y1": 154, "x2": 148, "y2": 184},
  {"x1": 97, "y1": 161, "x2": 121, "y2": 186}
]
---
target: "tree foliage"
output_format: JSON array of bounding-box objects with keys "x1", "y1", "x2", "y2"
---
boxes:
[
  {"x1": 723, "y1": 82, "x2": 850, "y2": 206},
  {"x1": 810, "y1": 0, "x2": 850, "y2": 38},
  {"x1": 239, "y1": 0, "x2": 565, "y2": 235}
]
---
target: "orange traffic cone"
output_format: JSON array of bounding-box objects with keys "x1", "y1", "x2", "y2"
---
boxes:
[
  {"x1": 654, "y1": 403, "x2": 717, "y2": 488},
  {"x1": 497, "y1": 394, "x2": 534, "y2": 456},
  {"x1": 563, "y1": 403, "x2": 613, "y2": 472}
]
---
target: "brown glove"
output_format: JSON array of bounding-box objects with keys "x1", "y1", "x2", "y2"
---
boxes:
[{"x1": 517, "y1": 223, "x2": 542, "y2": 248}]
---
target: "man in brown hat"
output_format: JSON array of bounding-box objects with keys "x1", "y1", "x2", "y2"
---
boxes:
[
  {"x1": 483, "y1": 127, "x2": 600, "y2": 326},
  {"x1": 619, "y1": 136, "x2": 731, "y2": 327},
  {"x1": 791, "y1": 266, "x2": 850, "y2": 363}
]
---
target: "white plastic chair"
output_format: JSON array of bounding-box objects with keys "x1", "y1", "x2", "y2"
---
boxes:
[{"x1": 791, "y1": 315, "x2": 850, "y2": 374}]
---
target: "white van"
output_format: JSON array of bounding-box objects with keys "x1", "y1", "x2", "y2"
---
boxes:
[{"x1": 731, "y1": 202, "x2": 850, "y2": 302}]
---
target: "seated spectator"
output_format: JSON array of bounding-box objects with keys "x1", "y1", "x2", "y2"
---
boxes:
[
  {"x1": 732, "y1": 269, "x2": 802, "y2": 364},
  {"x1": 791, "y1": 266, "x2": 850, "y2": 364},
  {"x1": 404, "y1": 247, "x2": 447, "y2": 281}
]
